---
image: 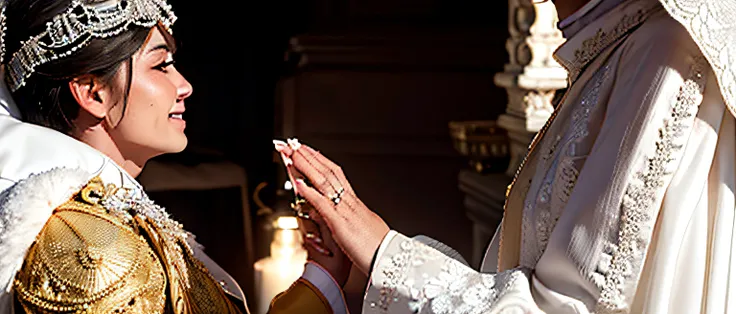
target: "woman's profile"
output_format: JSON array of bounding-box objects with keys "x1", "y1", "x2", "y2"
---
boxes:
[{"x1": 0, "y1": 0, "x2": 349, "y2": 313}]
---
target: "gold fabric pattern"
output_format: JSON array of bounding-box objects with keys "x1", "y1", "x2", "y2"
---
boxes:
[
  {"x1": 13, "y1": 181, "x2": 167, "y2": 313},
  {"x1": 13, "y1": 177, "x2": 242, "y2": 313}
]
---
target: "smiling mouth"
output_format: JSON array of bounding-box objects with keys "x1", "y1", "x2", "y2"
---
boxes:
[{"x1": 169, "y1": 113, "x2": 184, "y2": 120}]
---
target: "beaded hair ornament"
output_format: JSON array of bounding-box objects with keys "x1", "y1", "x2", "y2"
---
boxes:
[{"x1": 0, "y1": 0, "x2": 176, "y2": 92}]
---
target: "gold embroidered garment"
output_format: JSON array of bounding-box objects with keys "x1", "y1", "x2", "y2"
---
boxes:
[
  {"x1": 360, "y1": 0, "x2": 736, "y2": 313},
  {"x1": 12, "y1": 177, "x2": 243, "y2": 313}
]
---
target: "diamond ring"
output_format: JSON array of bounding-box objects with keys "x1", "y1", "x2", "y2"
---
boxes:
[{"x1": 329, "y1": 187, "x2": 345, "y2": 205}]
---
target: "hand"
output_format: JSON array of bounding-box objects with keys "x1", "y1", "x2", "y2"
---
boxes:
[
  {"x1": 298, "y1": 206, "x2": 352, "y2": 287},
  {"x1": 274, "y1": 139, "x2": 390, "y2": 275}
]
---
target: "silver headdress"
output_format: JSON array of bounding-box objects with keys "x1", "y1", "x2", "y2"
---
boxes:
[
  {"x1": 0, "y1": 0, "x2": 6, "y2": 65},
  {"x1": 4, "y1": 0, "x2": 176, "y2": 92}
]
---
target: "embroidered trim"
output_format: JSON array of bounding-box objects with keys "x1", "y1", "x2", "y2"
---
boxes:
[
  {"x1": 595, "y1": 57, "x2": 708, "y2": 313},
  {"x1": 521, "y1": 66, "x2": 610, "y2": 267},
  {"x1": 368, "y1": 239, "x2": 440, "y2": 312},
  {"x1": 368, "y1": 238, "x2": 533, "y2": 313},
  {"x1": 559, "y1": 8, "x2": 655, "y2": 82}
]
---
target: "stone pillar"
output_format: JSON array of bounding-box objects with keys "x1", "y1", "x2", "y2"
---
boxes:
[{"x1": 495, "y1": 0, "x2": 568, "y2": 176}]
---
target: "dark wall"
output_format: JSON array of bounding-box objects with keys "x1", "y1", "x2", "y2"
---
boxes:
[
  {"x1": 275, "y1": 0, "x2": 509, "y2": 261},
  {"x1": 150, "y1": 0, "x2": 510, "y2": 308}
]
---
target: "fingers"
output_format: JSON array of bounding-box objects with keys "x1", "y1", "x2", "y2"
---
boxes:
[
  {"x1": 291, "y1": 152, "x2": 342, "y2": 197},
  {"x1": 298, "y1": 146, "x2": 352, "y2": 194},
  {"x1": 304, "y1": 237, "x2": 333, "y2": 257},
  {"x1": 299, "y1": 213, "x2": 333, "y2": 256},
  {"x1": 305, "y1": 207, "x2": 325, "y2": 225},
  {"x1": 294, "y1": 179, "x2": 338, "y2": 224},
  {"x1": 273, "y1": 139, "x2": 293, "y2": 156},
  {"x1": 301, "y1": 145, "x2": 348, "y2": 182},
  {"x1": 275, "y1": 139, "x2": 349, "y2": 199}
]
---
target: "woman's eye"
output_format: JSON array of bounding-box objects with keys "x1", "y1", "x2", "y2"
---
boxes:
[{"x1": 154, "y1": 60, "x2": 175, "y2": 72}]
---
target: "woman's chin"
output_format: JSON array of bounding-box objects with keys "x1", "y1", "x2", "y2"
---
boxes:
[
  {"x1": 172, "y1": 136, "x2": 188, "y2": 153},
  {"x1": 163, "y1": 133, "x2": 188, "y2": 154}
]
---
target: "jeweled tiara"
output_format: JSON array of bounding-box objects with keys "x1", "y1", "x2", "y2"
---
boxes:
[{"x1": 1, "y1": 0, "x2": 176, "y2": 92}]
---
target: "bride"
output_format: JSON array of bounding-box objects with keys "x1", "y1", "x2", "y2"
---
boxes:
[
  {"x1": 0, "y1": 0, "x2": 349, "y2": 313},
  {"x1": 276, "y1": 0, "x2": 736, "y2": 312}
]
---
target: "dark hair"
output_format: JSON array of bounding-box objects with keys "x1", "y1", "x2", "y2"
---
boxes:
[{"x1": 5, "y1": 0, "x2": 153, "y2": 134}]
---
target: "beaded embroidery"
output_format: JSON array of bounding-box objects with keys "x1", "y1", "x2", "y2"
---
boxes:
[
  {"x1": 368, "y1": 237, "x2": 533, "y2": 313},
  {"x1": 595, "y1": 57, "x2": 708, "y2": 313},
  {"x1": 99, "y1": 182, "x2": 192, "y2": 288},
  {"x1": 520, "y1": 66, "x2": 611, "y2": 266}
]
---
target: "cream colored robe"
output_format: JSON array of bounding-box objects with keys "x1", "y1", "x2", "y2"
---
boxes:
[{"x1": 362, "y1": 0, "x2": 736, "y2": 313}]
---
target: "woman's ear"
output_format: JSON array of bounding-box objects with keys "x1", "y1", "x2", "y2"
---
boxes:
[{"x1": 69, "y1": 76, "x2": 111, "y2": 119}]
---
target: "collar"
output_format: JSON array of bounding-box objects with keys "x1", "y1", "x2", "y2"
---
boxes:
[
  {"x1": 559, "y1": 0, "x2": 606, "y2": 29},
  {"x1": 554, "y1": 0, "x2": 662, "y2": 82},
  {"x1": 559, "y1": 0, "x2": 631, "y2": 39},
  {"x1": 95, "y1": 157, "x2": 143, "y2": 191}
]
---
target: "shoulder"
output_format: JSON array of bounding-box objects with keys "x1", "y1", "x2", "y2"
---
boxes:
[
  {"x1": 0, "y1": 168, "x2": 92, "y2": 292},
  {"x1": 10, "y1": 177, "x2": 167, "y2": 313},
  {"x1": 621, "y1": 9, "x2": 703, "y2": 63},
  {"x1": 0, "y1": 115, "x2": 106, "y2": 189}
]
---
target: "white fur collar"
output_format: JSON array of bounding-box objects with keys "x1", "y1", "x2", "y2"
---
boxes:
[{"x1": 0, "y1": 168, "x2": 91, "y2": 313}]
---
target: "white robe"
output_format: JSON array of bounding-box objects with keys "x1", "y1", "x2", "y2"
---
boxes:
[{"x1": 362, "y1": 0, "x2": 736, "y2": 313}]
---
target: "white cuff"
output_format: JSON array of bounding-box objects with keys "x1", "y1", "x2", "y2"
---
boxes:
[
  {"x1": 300, "y1": 261, "x2": 348, "y2": 314},
  {"x1": 374, "y1": 230, "x2": 398, "y2": 266}
]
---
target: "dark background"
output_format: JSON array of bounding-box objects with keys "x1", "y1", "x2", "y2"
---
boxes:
[{"x1": 141, "y1": 0, "x2": 510, "y2": 310}]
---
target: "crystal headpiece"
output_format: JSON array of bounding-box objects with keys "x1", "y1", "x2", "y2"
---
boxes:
[
  {"x1": 5, "y1": 0, "x2": 176, "y2": 92},
  {"x1": 0, "y1": 0, "x2": 7, "y2": 64}
]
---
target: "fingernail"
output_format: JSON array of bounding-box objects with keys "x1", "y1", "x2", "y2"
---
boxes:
[
  {"x1": 287, "y1": 138, "x2": 302, "y2": 150},
  {"x1": 308, "y1": 241, "x2": 334, "y2": 257},
  {"x1": 305, "y1": 233, "x2": 323, "y2": 243},
  {"x1": 281, "y1": 153, "x2": 293, "y2": 166},
  {"x1": 273, "y1": 140, "x2": 289, "y2": 152},
  {"x1": 295, "y1": 179, "x2": 305, "y2": 186}
]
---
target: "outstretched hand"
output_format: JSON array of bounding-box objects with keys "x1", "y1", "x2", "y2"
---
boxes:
[
  {"x1": 274, "y1": 139, "x2": 390, "y2": 275},
  {"x1": 297, "y1": 207, "x2": 352, "y2": 287}
]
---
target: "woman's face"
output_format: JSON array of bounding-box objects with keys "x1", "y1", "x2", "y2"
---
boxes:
[{"x1": 106, "y1": 27, "x2": 193, "y2": 162}]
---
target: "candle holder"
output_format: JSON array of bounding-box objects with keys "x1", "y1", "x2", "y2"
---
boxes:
[{"x1": 252, "y1": 215, "x2": 307, "y2": 314}]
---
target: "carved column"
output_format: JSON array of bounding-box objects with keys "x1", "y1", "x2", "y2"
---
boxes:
[
  {"x1": 495, "y1": 0, "x2": 567, "y2": 176},
  {"x1": 453, "y1": 0, "x2": 568, "y2": 266}
]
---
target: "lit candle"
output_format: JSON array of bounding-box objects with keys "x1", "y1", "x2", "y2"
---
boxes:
[{"x1": 253, "y1": 216, "x2": 307, "y2": 314}]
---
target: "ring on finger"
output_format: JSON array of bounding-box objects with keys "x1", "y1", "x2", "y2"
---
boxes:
[{"x1": 328, "y1": 187, "x2": 345, "y2": 205}]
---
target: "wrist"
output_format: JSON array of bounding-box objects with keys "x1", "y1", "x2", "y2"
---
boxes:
[{"x1": 361, "y1": 228, "x2": 394, "y2": 274}]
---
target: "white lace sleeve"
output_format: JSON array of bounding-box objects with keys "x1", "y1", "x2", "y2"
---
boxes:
[{"x1": 362, "y1": 232, "x2": 542, "y2": 314}]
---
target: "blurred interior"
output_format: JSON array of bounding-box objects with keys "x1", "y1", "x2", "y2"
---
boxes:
[{"x1": 137, "y1": 0, "x2": 570, "y2": 311}]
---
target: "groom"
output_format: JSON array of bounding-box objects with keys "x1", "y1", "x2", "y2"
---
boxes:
[{"x1": 278, "y1": 0, "x2": 736, "y2": 312}]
